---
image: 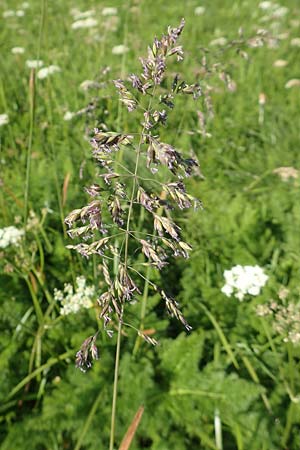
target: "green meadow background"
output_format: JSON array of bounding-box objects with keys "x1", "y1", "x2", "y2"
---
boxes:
[{"x1": 1, "y1": 0, "x2": 300, "y2": 449}]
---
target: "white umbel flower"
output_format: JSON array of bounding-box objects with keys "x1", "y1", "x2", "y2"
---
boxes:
[
  {"x1": 37, "y1": 65, "x2": 61, "y2": 79},
  {"x1": 102, "y1": 7, "x2": 118, "y2": 16},
  {"x1": 0, "y1": 114, "x2": 9, "y2": 126},
  {"x1": 221, "y1": 265, "x2": 268, "y2": 301},
  {"x1": 26, "y1": 59, "x2": 44, "y2": 69},
  {"x1": 210, "y1": 37, "x2": 227, "y2": 46},
  {"x1": 112, "y1": 44, "x2": 129, "y2": 55},
  {"x1": 273, "y1": 59, "x2": 288, "y2": 67},
  {"x1": 72, "y1": 10, "x2": 95, "y2": 20},
  {"x1": 12, "y1": 47, "x2": 25, "y2": 54},
  {"x1": 291, "y1": 38, "x2": 300, "y2": 47},
  {"x1": 195, "y1": 6, "x2": 206, "y2": 15},
  {"x1": 3, "y1": 10, "x2": 15, "y2": 18},
  {"x1": 259, "y1": 1, "x2": 273, "y2": 9},
  {"x1": 71, "y1": 18, "x2": 98, "y2": 29},
  {"x1": 80, "y1": 79, "x2": 97, "y2": 91},
  {"x1": 221, "y1": 284, "x2": 233, "y2": 297},
  {"x1": 0, "y1": 226, "x2": 24, "y2": 248},
  {"x1": 54, "y1": 276, "x2": 95, "y2": 315},
  {"x1": 63, "y1": 111, "x2": 75, "y2": 121},
  {"x1": 272, "y1": 6, "x2": 288, "y2": 18},
  {"x1": 273, "y1": 166, "x2": 299, "y2": 180}
]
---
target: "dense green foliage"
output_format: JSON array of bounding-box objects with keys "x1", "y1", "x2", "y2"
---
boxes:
[{"x1": 1, "y1": 0, "x2": 300, "y2": 449}]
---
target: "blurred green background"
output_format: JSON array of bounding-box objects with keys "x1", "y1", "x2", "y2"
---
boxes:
[{"x1": 1, "y1": 0, "x2": 300, "y2": 449}]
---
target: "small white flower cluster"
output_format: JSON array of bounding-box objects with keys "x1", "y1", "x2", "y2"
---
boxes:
[
  {"x1": 11, "y1": 47, "x2": 25, "y2": 54},
  {"x1": 72, "y1": 17, "x2": 98, "y2": 29},
  {"x1": 63, "y1": 111, "x2": 75, "y2": 121},
  {"x1": 194, "y1": 6, "x2": 206, "y2": 16},
  {"x1": 291, "y1": 38, "x2": 300, "y2": 47},
  {"x1": 259, "y1": 1, "x2": 273, "y2": 9},
  {"x1": 221, "y1": 265, "x2": 268, "y2": 301},
  {"x1": 54, "y1": 276, "x2": 95, "y2": 315},
  {"x1": 112, "y1": 44, "x2": 129, "y2": 55},
  {"x1": 0, "y1": 226, "x2": 24, "y2": 248},
  {"x1": 273, "y1": 166, "x2": 299, "y2": 180},
  {"x1": 258, "y1": 2, "x2": 288, "y2": 19},
  {"x1": 26, "y1": 59, "x2": 44, "y2": 69},
  {"x1": 3, "y1": 9, "x2": 25, "y2": 18},
  {"x1": 273, "y1": 59, "x2": 288, "y2": 68},
  {"x1": 80, "y1": 79, "x2": 99, "y2": 90},
  {"x1": 210, "y1": 37, "x2": 227, "y2": 46},
  {"x1": 25, "y1": 60, "x2": 61, "y2": 80},
  {"x1": 37, "y1": 65, "x2": 61, "y2": 80},
  {"x1": 0, "y1": 113, "x2": 9, "y2": 126},
  {"x1": 102, "y1": 7, "x2": 118, "y2": 16},
  {"x1": 71, "y1": 9, "x2": 95, "y2": 20}
]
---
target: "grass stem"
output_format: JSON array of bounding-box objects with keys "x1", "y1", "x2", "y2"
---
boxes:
[
  {"x1": 109, "y1": 86, "x2": 155, "y2": 449},
  {"x1": 109, "y1": 314, "x2": 123, "y2": 450}
]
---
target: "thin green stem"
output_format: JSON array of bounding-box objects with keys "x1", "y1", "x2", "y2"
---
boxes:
[
  {"x1": 109, "y1": 312, "x2": 123, "y2": 450},
  {"x1": 24, "y1": 0, "x2": 46, "y2": 223},
  {"x1": 109, "y1": 84, "x2": 156, "y2": 449},
  {"x1": 128, "y1": 265, "x2": 157, "y2": 290},
  {"x1": 0, "y1": 79, "x2": 16, "y2": 152},
  {"x1": 287, "y1": 342, "x2": 295, "y2": 392},
  {"x1": 108, "y1": 149, "x2": 141, "y2": 449},
  {"x1": 24, "y1": 70, "x2": 35, "y2": 224},
  {"x1": 132, "y1": 264, "x2": 151, "y2": 356},
  {"x1": 199, "y1": 302, "x2": 239, "y2": 369},
  {"x1": 260, "y1": 318, "x2": 297, "y2": 404},
  {"x1": 74, "y1": 388, "x2": 104, "y2": 450},
  {"x1": 7, "y1": 350, "x2": 73, "y2": 400},
  {"x1": 282, "y1": 402, "x2": 296, "y2": 447},
  {"x1": 24, "y1": 276, "x2": 44, "y2": 326}
]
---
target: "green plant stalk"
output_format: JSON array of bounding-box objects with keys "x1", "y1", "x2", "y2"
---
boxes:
[
  {"x1": 132, "y1": 264, "x2": 151, "y2": 356},
  {"x1": 241, "y1": 355, "x2": 272, "y2": 413},
  {"x1": 38, "y1": 223, "x2": 53, "y2": 253},
  {"x1": 169, "y1": 389, "x2": 224, "y2": 399},
  {"x1": 109, "y1": 89, "x2": 155, "y2": 450},
  {"x1": 23, "y1": 0, "x2": 47, "y2": 223},
  {"x1": 0, "y1": 79, "x2": 16, "y2": 152},
  {"x1": 199, "y1": 302, "x2": 239, "y2": 369},
  {"x1": 24, "y1": 275, "x2": 44, "y2": 325},
  {"x1": 260, "y1": 318, "x2": 284, "y2": 373},
  {"x1": 24, "y1": 69, "x2": 35, "y2": 224},
  {"x1": 108, "y1": 135, "x2": 143, "y2": 450},
  {"x1": 34, "y1": 232, "x2": 45, "y2": 273},
  {"x1": 138, "y1": 268, "x2": 150, "y2": 328},
  {"x1": 13, "y1": 306, "x2": 34, "y2": 339},
  {"x1": 287, "y1": 342, "x2": 295, "y2": 392},
  {"x1": 109, "y1": 315, "x2": 123, "y2": 450},
  {"x1": 7, "y1": 350, "x2": 73, "y2": 400},
  {"x1": 32, "y1": 267, "x2": 54, "y2": 306},
  {"x1": 28, "y1": 330, "x2": 41, "y2": 375},
  {"x1": 74, "y1": 388, "x2": 104, "y2": 450},
  {"x1": 281, "y1": 402, "x2": 296, "y2": 447},
  {"x1": 233, "y1": 424, "x2": 243, "y2": 450}
]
